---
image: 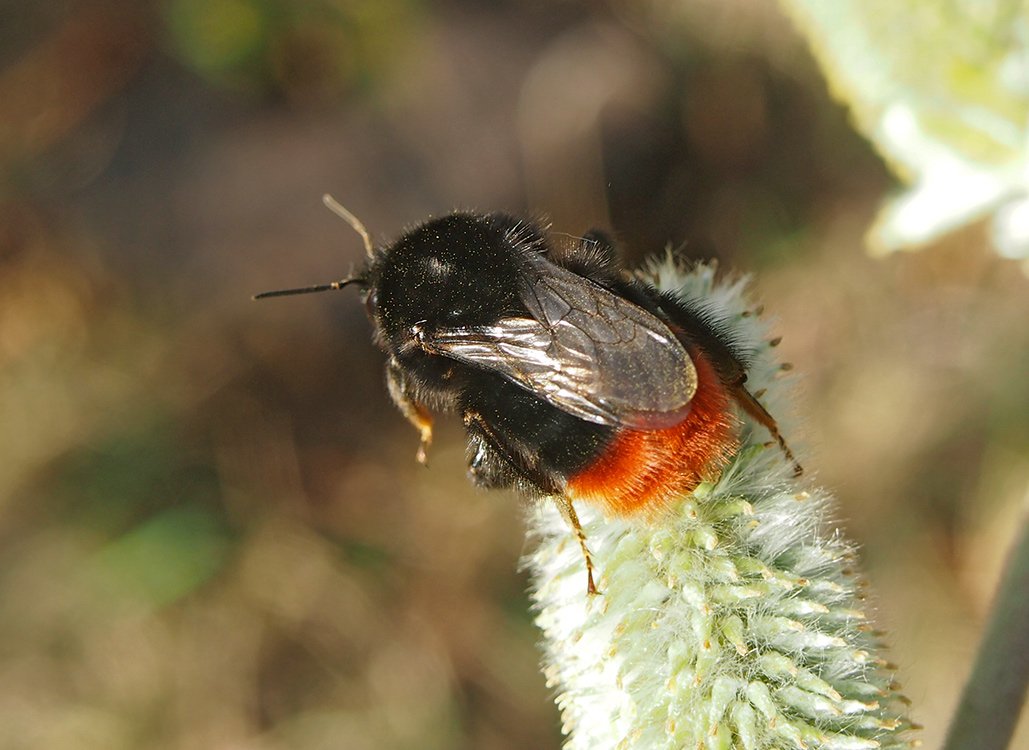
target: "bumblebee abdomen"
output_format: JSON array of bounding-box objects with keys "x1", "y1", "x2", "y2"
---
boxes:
[{"x1": 566, "y1": 351, "x2": 738, "y2": 516}]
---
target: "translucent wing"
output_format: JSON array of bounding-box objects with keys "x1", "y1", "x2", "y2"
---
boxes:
[{"x1": 418, "y1": 254, "x2": 698, "y2": 428}]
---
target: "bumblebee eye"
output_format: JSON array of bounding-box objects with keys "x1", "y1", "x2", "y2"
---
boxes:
[{"x1": 364, "y1": 289, "x2": 379, "y2": 317}]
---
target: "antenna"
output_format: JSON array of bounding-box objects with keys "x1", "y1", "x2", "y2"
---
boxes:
[
  {"x1": 253, "y1": 194, "x2": 375, "y2": 301},
  {"x1": 322, "y1": 193, "x2": 374, "y2": 259},
  {"x1": 253, "y1": 276, "x2": 362, "y2": 301}
]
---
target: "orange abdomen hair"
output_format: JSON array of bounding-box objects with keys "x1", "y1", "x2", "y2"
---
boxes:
[{"x1": 566, "y1": 350, "x2": 738, "y2": 516}]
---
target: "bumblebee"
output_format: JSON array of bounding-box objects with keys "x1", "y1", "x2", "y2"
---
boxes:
[{"x1": 256, "y1": 196, "x2": 799, "y2": 593}]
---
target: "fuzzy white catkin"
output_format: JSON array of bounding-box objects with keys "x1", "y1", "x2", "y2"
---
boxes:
[{"x1": 524, "y1": 259, "x2": 917, "y2": 750}]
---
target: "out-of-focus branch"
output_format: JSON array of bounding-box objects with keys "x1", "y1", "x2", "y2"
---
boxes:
[{"x1": 942, "y1": 515, "x2": 1029, "y2": 750}]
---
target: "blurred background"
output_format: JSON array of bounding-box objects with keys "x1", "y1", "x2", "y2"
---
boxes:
[{"x1": 1, "y1": 0, "x2": 1026, "y2": 748}]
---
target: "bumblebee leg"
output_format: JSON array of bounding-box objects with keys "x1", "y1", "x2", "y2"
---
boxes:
[
  {"x1": 580, "y1": 229, "x2": 619, "y2": 260},
  {"x1": 461, "y1": 410, "x2": 597, "y2": 594},
  {"x1": 465, "y1": 433, "x2": 519, "y2": 490},
  {"x1": 386, "y1": 360, "x2": 433, "y2": 465},
  {"x1": 555, "y1": 228, "x2": 623, "y2": 281},
  {"x1": 553, "y1": 494, "x2": 599, "y2": 596},
  {"x1": 462, "y1": 410, "x2": 560, "y2": 493},
  {"x1": 731, "y1": 384, "x2": 802, "y2": 477}
]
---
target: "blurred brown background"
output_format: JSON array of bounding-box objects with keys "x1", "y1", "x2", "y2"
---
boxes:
[{"x1": 1, "y1": 1, "x2": 1026, "y2": 748}]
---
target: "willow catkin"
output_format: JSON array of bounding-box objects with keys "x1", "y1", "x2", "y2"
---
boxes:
[{"x1": 525, "y1": 259, "x2": 917, "y2": 750}]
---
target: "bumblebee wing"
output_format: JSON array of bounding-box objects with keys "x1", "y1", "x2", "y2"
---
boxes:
[{"x1": 423, "y1": 257, "x2": 698, "y2": 427}]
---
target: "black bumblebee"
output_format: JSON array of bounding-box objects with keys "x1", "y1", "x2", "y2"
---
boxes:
[{"x1": 256, "y1": 196, "x2": 799, "y2": 593}]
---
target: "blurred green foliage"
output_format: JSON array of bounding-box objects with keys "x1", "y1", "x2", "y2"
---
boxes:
[
  {"x1": 163, "y1": 0, "x2": 423, "y2": 98},
  {"x1": 85, "y1": 504, "x2": 230, "y2": 608}
]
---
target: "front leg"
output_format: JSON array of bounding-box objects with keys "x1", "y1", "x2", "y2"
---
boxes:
[{"x1": 386, "y1": 359, "x2": 434, "y2": 465}]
